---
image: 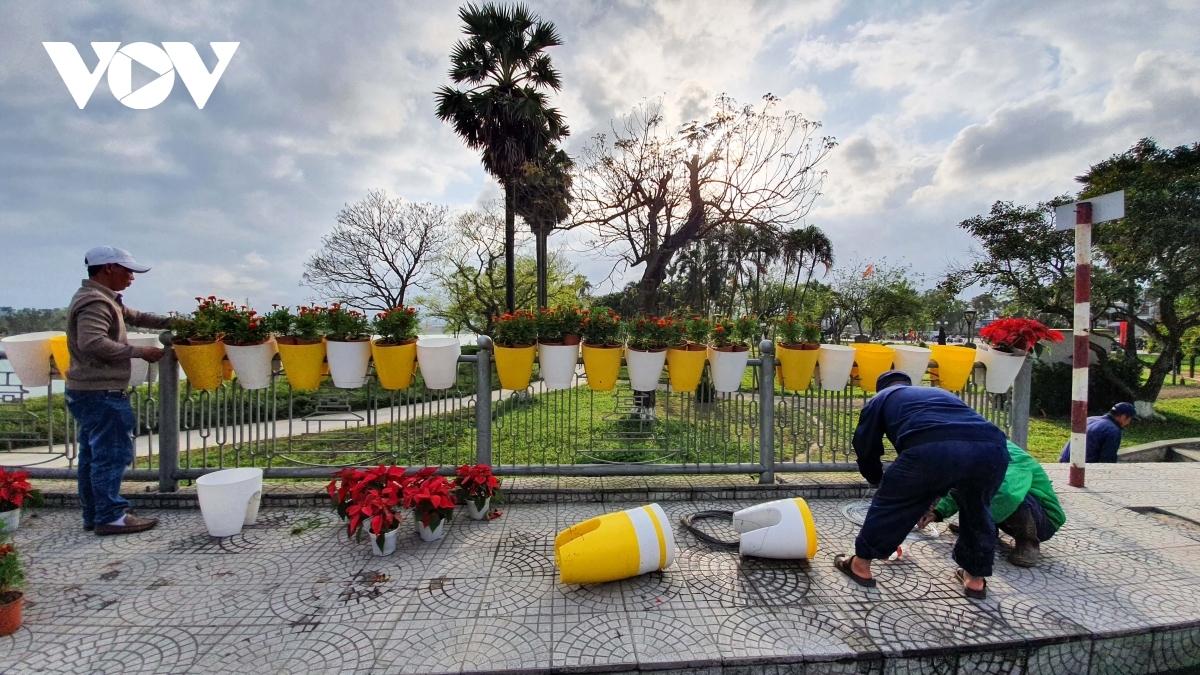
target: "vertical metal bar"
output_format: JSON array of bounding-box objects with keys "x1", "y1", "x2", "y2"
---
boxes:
[
  {"x1": 157, "y1": 332, "x2": 180, "y2": 493},
  {"x1": 758, "y1": 340, "x2": 775, "y2": 484},
  {"x1": 1010, "y1": 356, "x2": 1032, "y2": 449},
  {"x1": 476, "y1": 336, "x2": 493, "y2": 465},
  {"x1": 1070, "y1": 202, "x2": 1092, "y2": 488}
]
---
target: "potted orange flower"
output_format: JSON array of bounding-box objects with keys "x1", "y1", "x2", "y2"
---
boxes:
[
  {"x1": 579, "y1": 308, "x2": 622, "y2": 391},
  {"x1": 667, "y1": 316, "x2": 709, "y2": 392},
  {"x1": 266, "y1": 305, "x2": 327, "y2": 391},
  {"x1": 171, "y1": 297, "x2": 231, "y2": 390},
  {"x1": 537, "y1": 307, "x2": 579, "y2": 390},
  {"x1": 222, "y1": 305, "x2": 276, "y2": 390},
  {"x1": 625, "y1": 315, "x2": 672, "y2": 391},
  {"x1": 0, "y1": 523, "x2": 22, "y2": 637},
  {"x1": 775, "y1": 313, "x2": 823, "y2": 391},
  {"x1": 710, "y1": 316, "x2": 758, "y2": 392},
  {"x1": 371, "y1": 306, "x2": 419, "y2": 390},
  {"x1": 492, "y1": 311, "x2": 538, "y2": 391}
]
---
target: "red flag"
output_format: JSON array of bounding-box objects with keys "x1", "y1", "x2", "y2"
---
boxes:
[{"x1": 862, "y1": 264, "x2": 874, "y2": 278}]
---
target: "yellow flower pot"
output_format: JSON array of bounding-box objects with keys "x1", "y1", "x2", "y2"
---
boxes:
[
  {"x1": 666, "y1": 346, "x2": 707, "y2": 392},
  {"x1": 174, "y1": 341, "x2": 227, "y2": 391},
  {"x1": 581, "y1": 343, "x2": 622, "y2": 391},
  {"x1": 371, "y1": 340, "x2": 417, "y2": 390},
  {"x1": 494, "y1": 344, "x2": 536, "y2": 391},
  {"x1": 555, "y1": 503, "x2": 676, "y2": 584},
  {"x1": 929, "y1": 345, "x2": 977, "y2": 392},
  {"x1": 49, "y1": 334, "x2": 70, "y2": 380},
  {"x1": 776, "y1": 344, "x2": 819, "y2": 391},
  {"x1": 277, "y1": 340, "x2": 327, "y2": 391},
  {"x1": 851, "y1": 343, "x2": 896, "y2": 393}
]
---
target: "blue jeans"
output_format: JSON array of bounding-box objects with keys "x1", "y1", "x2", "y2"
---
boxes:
[
  {"x1": 65, "y1": 390, "x2": 135, "y2": 527},
  {"x1": 856, "y1": 439, "x2": 1009, "y2": 577},
  {"x1": 999, "y1": 494, "x2": 1058, "y2": 542}
]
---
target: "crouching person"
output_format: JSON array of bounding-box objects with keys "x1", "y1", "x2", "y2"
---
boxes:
[
  {"x1": 921, "y1": 440, "x2": 1065, "y2": 567},
  {"x1": 834, "y1": 370, "x2": 1010, "y2": 600}
]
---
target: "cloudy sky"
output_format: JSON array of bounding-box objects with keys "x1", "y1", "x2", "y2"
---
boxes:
[{"x1": 1, "y1": 0, "x2": 1197, "y2": 314}]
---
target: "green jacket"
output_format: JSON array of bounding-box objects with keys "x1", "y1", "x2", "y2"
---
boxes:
[{"x1": 934, "y1": 441, "x2": 1066, "y2": 529}]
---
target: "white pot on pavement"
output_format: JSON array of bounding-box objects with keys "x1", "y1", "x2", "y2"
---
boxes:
[
  {"x1": 466, "y1": 496, "x2": 491, "y2": 521},
  {"x1": 0, "y1": 509, "x2": 19, "y2": 533},
  {"x1": 417, "y1": 519, "x2": 447, "y2": 542},
  {"x1": 370, "y1": 527, "x2": 400, "y2": 556}
]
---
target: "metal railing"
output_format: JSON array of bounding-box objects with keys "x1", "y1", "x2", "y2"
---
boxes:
[{"x1": 3, "y1": 338, "x2": 1032, "y2": 489}]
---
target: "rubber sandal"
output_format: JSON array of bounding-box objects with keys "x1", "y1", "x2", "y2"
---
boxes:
[
  {"x1": 955, "y1": 568, "x2": 987, "y2": 600},
  {"x1": 834, "y1": 554, "x2": 877, "y2": 588}
]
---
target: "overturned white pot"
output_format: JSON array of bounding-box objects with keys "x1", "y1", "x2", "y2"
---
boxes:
[
  {"x1": 417, "y1": 337, "x2": 462, "y2": 390},
  {"x1": 817, "y1": 344, "x2": 856, "y2": 391},
  {"x1": 196, "y1": 468, "x2": 263, "y2": 537},
  {"x1": 538, "y1": 343, "x2": 578, "y2": 390},
  {"x1": 626, "y1": 348, "x2": 666, "y2": 392},
  {"x1": 1, "y1": 331, "x2": 63, "y2": 388},
  {"x1": 326, "y1": 339, "x2": 372, "y2": 389},
  {"x1": 709, "y1": 347, "x2": 750, "y2": 393},
  {"x1": 890, "y1": 345, "x2": 931, "y2": 387},
  {"x1": 977, "y1": 344, "x2": 1026, "y2": 394},
  {"x1": 224, "y1": 339, "x2": 277, "y2": 390}
]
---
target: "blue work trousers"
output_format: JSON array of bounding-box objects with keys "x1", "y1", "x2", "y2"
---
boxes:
[
  {"x1": 65, "y1": 390, "x2": 136, "y2": 527},
  {"x1": 855, "y1": 439, "x2": 1009, "y2": 577}
]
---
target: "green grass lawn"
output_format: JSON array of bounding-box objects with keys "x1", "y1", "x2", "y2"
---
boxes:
[{"x1": 1027, "y1": 396, "x2": 1200, "y2": 462}]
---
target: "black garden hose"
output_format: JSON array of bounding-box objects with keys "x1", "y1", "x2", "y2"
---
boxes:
[{"x1": 679, "y1": 510, "x2": 740, "y2": 549}]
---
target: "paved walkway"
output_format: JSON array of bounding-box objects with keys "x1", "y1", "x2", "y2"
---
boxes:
[{"x1": 6, "y1": 464, "x2": 1200, "y2": 673}]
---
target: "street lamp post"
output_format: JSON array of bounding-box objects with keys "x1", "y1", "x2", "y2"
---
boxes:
[{"x1": 963, "y1": 310, "x2": 977, "y2": 347}]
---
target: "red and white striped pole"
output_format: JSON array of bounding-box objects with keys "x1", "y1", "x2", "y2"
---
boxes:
[{"x1": 1069, "y1": 202, "x2": 1093, "y2": 488}]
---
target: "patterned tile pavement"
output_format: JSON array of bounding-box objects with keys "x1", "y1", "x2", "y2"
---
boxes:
[{"x1": 5, "y1": 463, "x2": 1200, "y2": 674}]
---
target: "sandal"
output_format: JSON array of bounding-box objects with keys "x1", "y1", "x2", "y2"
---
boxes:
[
  {"x1": 834, "y1": 554, "x2": 877, "y2": 588},
  {"x1": 955, "y1": 568, "x2": 987, "y2": 600}
]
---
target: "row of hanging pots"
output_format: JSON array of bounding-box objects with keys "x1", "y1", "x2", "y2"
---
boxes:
[
  {"x1": 1, "y1": 331, "x2": 162, "y2": 389},
  {"x1": 774, "y1": 342, "x2": 1023, "y2": 393}
]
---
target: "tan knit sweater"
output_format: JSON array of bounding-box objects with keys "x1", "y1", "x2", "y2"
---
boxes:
[{"x1": 65, "y1": 279, "x2": 172, "y2": 391}]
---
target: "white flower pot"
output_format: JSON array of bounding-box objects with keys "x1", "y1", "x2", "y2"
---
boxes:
[
  {"x1": 466, "y1": 496, "x2": 491, "y2": 521},
  {"x1": 817, "y1": 344, "x2": 856, "y2": 391},
  {"x1": 977, "y1": 344, "x2": 1026, "y2": 394},
  {"x1": 626, "y1": 348, "x2": 666, "y2": 391},
  {"x1": 370, "y1": 527, "x2": 400, "y2": 556},
  {"x1": 326, "y1": 339, "x2": 372, "y2": 389},
  {"x1": 890, "y1": 345, "x2": 931, "y2": 387},
  {"x1": 708, "y1": 347, "x2": 750, "y2": 392},
  {"x1": 224, "y1": 340, "x2": 276, "y2": 390},
  {"x1": 1, "y1": 331, "x2": 63, "y2": 388},
  {"x1": 417, "y1": 337, "x2": 462, "y2": 390},
  {"x1": 0, "y1": 509, "x2": 19, "y2": 533},
  {"x1": 538, "y1": 343, "x2": 578, "y2": 391},
  {"x1": 417, "y1": 519, "x2": 447, "y2": 542},
  {"x1": 196, "y1": 468, "x2": 263, "y2": 537},
  {"x1": 126, "y1": 334, "x2": 162, "y2": 387}
]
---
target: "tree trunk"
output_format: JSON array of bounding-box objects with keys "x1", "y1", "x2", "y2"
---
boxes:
[
  {"x1": 504, "y1": 181, "x2": 516, "y2": 314},
  {"x1": 536, "y1": 228, "x2": 548, "y2": 310}
]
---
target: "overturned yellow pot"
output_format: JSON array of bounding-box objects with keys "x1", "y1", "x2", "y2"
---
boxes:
[
  {"x1": 277, "y1": 340, "x2": 326, "y2": 391},
  {"x1": 581, "y1": 344, "x2": 622, "y2": 391},
  {"x1": 776, "y1": 344, "x2": 819, "y2": 391},
  {"x1": 851, "y1": 343, "x2": 896, "y2": 393},
  {"x1": 666, "y1": 346, "x2": 706, "y2": 392},
  {"x1": 555, "y1": 503, "x2": 676, "y2": 584},
  {"x1": 174, "y1": 341, "x2": 226, "y2": 391},
  {"x1": 495, "y1": 344, "x2": 536, "y2": 391},
  {"x1": 929, "y1": 344, "x2": 976, "y2": 391},
  {"x1": 371, "y1": 340, "x2": 417, "y2": 390}
]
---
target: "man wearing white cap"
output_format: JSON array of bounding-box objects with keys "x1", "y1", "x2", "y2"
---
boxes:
[{"x1": 64, "y1": 247, "x2": 173, "y2": 535}]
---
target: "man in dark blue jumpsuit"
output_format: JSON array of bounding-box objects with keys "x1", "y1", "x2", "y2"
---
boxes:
[{"x1": 834, "y1": 370, "x2": 1010, "y2": 599}]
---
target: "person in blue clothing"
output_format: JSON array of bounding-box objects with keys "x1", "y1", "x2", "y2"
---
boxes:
[
  {"x1": 834, "y1": 370, "x2": 1010, "y2": 600},
  {"x1": 1058, "y1": 402, "x2": 1136, "y2": 463}
]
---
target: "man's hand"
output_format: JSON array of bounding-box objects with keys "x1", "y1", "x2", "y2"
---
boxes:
[
  {"x1": 140, "y1": 347, "x2": 165, "y2": 363},
  {"x1": 916, "y1": 508, "x2": 940, "y2": 529}
]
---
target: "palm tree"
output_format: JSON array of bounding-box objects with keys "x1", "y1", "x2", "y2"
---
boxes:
[
  {"x1": 781, "y1": 225, "x2": 834, "y2": 310},
  {"x1": 435, "y1": 2, "x2": 569, "y2": 313}
]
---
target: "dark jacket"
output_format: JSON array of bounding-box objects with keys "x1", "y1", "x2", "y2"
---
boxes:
[
  {"x1": 66, "y1": 279, "x2": 171, "y2": 391},
  {"x1": 852, "y1": 385, "x2": 1008, "y2": 485},
  {"x1": 1058, "y1": 414, "x2": 1123, "y2": 463}
]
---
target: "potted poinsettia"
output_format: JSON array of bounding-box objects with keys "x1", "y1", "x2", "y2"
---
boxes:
[
  {"x1": 774, "y1": 313, "x2": 823, "y2": 391},
  {"x1": 371, "y1": 306, "x2": 419, "y2": 390},
  {"x1": 579, "y1": 308, "x2": 622, "y2": 391},
  {"x1": 667, "y1": 316, "x2": 709, "y2": 392},
  {"x1": 537, "y1": 307, "x2": 578, "y2": 391},
  {"x1": 492, "y1": 311, "x2": 538, "y2": 391},
  {"x1": 625, "y1": 316, "x2": 672, "y2": 391},
  {"x1": 267, "y1": 305, "x2": 327, "y2": 391},
  {"x1": 0, "y1": 524, "x2": 23, "y2": 637},
  {"x1": 453, "y1": 464, "x2": 501, "y2": 520},
  {"x1": 347, "y1": 486, "x2": 404, "y2": 556},
  {"x1": 977, "y1": 317, "x2": 1064, "y2": 393},
  {"x1": 222, "y1": 306, "x2": 275, "y2": 390},
  {"x1": 171, "y1": 297, "x2": 231, "y2": 391},
  {"x1": 0, "y1": 469, "x2": 41, "y2": 533},
  {"x1": 403, "y1": 473, "x2": 457, "y2": 542},
  {"x1": 323, "y1": 304, "x2": 372, "y2": 388},
  {"x1": 710, "y1": 316, "x2": 758, "y2": 392}
]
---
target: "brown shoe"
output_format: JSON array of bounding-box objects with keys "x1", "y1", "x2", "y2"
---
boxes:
[{"x1": 94, "y1": 514, "x2": 159, "y2": 536}]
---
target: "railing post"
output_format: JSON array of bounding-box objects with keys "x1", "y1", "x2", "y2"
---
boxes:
[
  {"x1": 1009, "y1": 357, "x2": 1032, "y2": 451},
  {"x1": 758, "y1": 340, "x2": 775, "y2": 484},
  {"x1": 157, "y1": 332, "x2": 180, "y2": 493},
  {"x1": 476, "y1": 335, "x2": 493, "y2": 466}
]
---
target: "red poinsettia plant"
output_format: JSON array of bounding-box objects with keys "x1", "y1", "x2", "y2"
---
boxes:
[
  {"x1": 346, "y1": 485, "x2": 403, "y2": 550},
  {"x1": 403, "y1": 474, "x2": 457, "y2": 533},
  {"x1": 979, "y1": 318, "x2": 1064, "y2": 356},
  {"x1": 0, "y1": 469, "x2": 41, "y2": 513},
  {"x1": 452, "y1": 464, "x2": 501, "y2": 510}
]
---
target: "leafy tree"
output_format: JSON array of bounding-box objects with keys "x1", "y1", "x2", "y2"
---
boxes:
[
  {"x1": 573, "y1": 95, "x2": 834, "y2": 313},
  {"x1": 513, "y1": 143, "x2": 573, "y2": 309},
  {"x1": 435, "y1": 2, "x2": 569, "y2": 314},
  {"x1": 780, "y1": 225, "x2": 834, "y2": 310},
  {"x1": 830, "y1": 261, "x2": 923, "y2": 340},
  {"x1": 302, "y1": 191, "x2": 449, "y2": 312},
  {"x1": 0, "y1": 308, "x2": 68, "y2": 336}
]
